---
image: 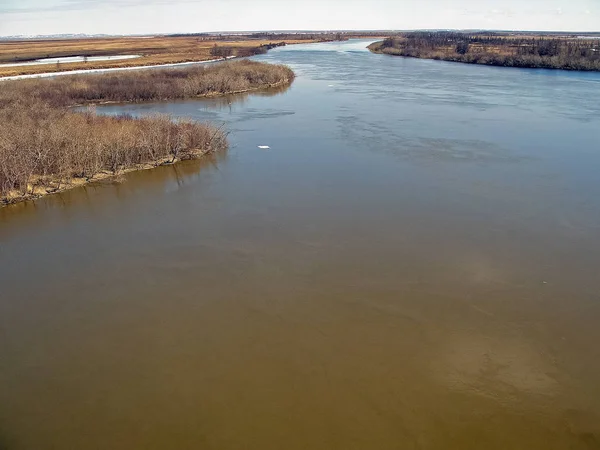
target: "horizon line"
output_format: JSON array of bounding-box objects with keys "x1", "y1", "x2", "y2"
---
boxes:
[{"x1": 2, "y1": 28, "x2": 600, "y2": 39}]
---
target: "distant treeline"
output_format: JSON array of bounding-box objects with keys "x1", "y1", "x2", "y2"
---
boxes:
[
  {"x1": 169, "y1": 32, "x2": 348, "y2": 42},
  {"x1": 246, "y1": 32, "x2": 348, "y2": 42},
  {"x1": 370, "y1": 32, "x2": 600, "y2": 71},
  {"x1": 210, "y1": 42, "x2": 288, "y2": 58},
  {"x1": 0, "y1": 60, "x2": 294, "y2": 203}
]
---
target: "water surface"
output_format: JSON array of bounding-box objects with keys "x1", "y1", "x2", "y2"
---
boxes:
[{"x1": 1, "y1": 40, "x2": 600, "y2": 450}]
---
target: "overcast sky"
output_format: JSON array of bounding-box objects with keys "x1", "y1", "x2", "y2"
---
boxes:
[{"x1": 0, "y1": 0, "x2": 598, "y2": 36}]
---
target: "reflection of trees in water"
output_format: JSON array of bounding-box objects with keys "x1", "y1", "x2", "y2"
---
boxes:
[
  {"x1": 203, "y1": 83, "x2": 292, "y2": 111},
  {"x1": 0, "y1": 82, "x2": 284, "y2": 221},
  {"x1": 0, "y1": 149, "x2": 229, "y2": 227},
  {"x1": 167, "y1": 151, "x2": 227, "y2": 188},
  {"x1": 107, "y1": 149, "x2": 228, "y2": 204}
]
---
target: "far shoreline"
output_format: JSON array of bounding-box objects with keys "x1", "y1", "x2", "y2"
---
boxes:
[{"x1": 368, "y1": 35, "x2": 600, "y2": 72}]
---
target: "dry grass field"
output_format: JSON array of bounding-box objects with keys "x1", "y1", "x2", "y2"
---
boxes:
[{"x1": 0, "y1": 35, "x2": 317, "y2": 77}]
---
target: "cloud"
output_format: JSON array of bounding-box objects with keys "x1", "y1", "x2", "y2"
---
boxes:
[
  {"x1": 0, "y1": 0, "x2": 196, "y2": 15},
  {"x1": 1, "y1": 0, "x2": 599, "y2": 35},
  {"x1": 485, "y1": 8, "x2": 515, "y2": 19}
]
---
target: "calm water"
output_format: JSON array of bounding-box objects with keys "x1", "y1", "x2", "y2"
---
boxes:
[{"x1": 1, "y1": 40, "x2": 600, "y2": 449}]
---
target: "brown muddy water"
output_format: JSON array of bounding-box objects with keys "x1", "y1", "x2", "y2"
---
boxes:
[{"x1": 1, "y1": 40, "x2": 600, "y2": 449}]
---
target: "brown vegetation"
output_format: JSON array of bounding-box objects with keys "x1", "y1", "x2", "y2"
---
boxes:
[
  {"x1": 7, "y1": 60, "x2": 295, "y2": 106},
  {"x1": 0, "y1": 34, "x2": 324, "y2": 78},
  {"x1": 0, "y1": 60, "x2": 295, "y2": 204},
  {"x1": 370, "y1": 32, "x2": 600, "y2": 71}
]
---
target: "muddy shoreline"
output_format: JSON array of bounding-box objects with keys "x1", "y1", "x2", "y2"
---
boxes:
[{"x1": 1, "y1": 151, "x2": 212, "y2": 206}]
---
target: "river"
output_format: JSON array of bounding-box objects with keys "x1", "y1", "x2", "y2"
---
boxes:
[{"x1": 1, "y1": 39, "x2": 600, "y2": 449}]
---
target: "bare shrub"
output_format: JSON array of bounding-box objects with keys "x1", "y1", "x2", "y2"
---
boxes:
[
  {"x1": 5, "y1": 60, "x2": 295, "y2": 107},
  {"x1": 0, "y1": 60, "x2": 294, "y2": 203}
]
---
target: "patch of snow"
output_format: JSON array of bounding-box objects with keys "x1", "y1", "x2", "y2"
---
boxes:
[
  {"x1": 0, "y1": 57, "x2": 236, "y2": 81},
  {"x1": 0, "y1": 55, "x2": 141, "y2": 68}
]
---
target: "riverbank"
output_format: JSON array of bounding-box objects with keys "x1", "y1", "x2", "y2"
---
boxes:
[
  {"x1": 1, "y1": 150, "x2": 216, "y2": 205},
  {"x1": 0, "y1": 60, "x2": 295, "y2": 205},
  {"x1": 369, "y1": 33, "x2": 600, "y2": 71}
]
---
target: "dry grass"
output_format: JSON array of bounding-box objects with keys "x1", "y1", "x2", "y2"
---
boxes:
[
  {"x1": 7, "y1": 60, "x2": 295, "y2": 106},
  {"x1": 0, "y1": 35, "x2": 316, "y2": 77},
  {"x1": 0, "y1": 60, "x2": 294, "y2": 204}
]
